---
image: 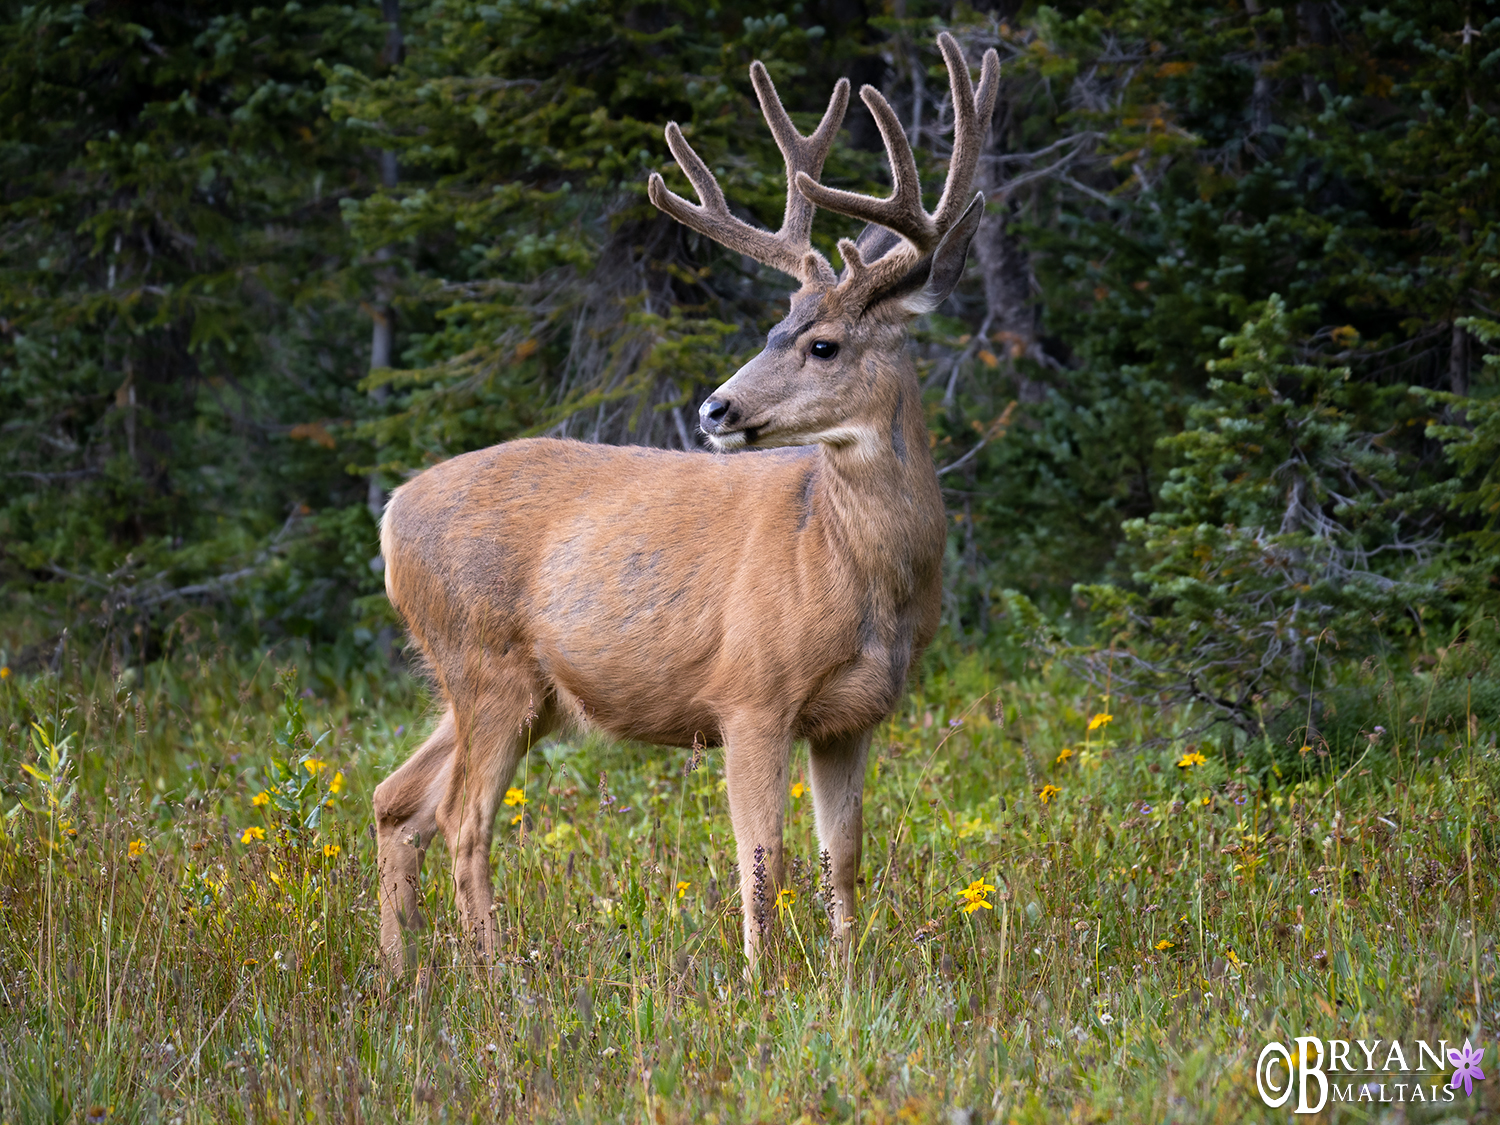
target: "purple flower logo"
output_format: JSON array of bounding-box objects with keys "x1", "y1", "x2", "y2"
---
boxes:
[{"x1": 1448, "y1": 1040, "x2": 1486, "y2": 1096}]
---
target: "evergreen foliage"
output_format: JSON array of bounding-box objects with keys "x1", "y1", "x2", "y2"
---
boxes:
[
  {"x1": 954, "y1": 0, "x2": 1498, "y2": 622},
  {"x1": 1077, "y1": 296, "x2": 1451, "y2": 739},
  {"x1": 0, "y1": 1, "x2": 389, "y2": 660},
  {"x1": 1424, "y1": 315, "x2": 1500, "y2": 559},
  {"x1": 321, "y1": 0, "x2": 875, "y2": 474},
  {"x1": 2, "y1": 0, "x2": 1496, "y2": 705}
]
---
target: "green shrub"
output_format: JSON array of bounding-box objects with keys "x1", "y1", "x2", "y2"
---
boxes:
[{"x1": 1077, "y1": 296, "x2": 1454, "y2": 744}]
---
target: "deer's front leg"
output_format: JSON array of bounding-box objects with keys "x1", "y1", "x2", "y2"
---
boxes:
[
  {"x1": 722, "y1": 718, "x2": 792, "y2": 973},
  {"x1": 373, "y1": 712, "x2": 455, "y2": 973},
  {"x1": 808, "y1": 727, "x2": 872, "y2": 959}
]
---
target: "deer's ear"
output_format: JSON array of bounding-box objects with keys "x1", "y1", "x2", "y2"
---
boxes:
[{"x1": 872, "y1": 193, "x2": 985, "y2": 319}]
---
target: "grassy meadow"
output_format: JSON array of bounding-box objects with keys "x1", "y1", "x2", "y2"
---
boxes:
[{"x1": 0, "y1": 637, "x2": 1496, "y2": 1124}]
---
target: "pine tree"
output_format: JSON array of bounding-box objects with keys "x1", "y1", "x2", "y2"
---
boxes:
[
  {"x1": 0, "y1": 1, "x2": 386, "y2": 659},
  {"x1": 1078, "y1": 296, "x2": 1450, "y2": 739}
]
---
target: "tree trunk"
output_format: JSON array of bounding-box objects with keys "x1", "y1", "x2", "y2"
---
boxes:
[
  {"x1": 1297, "y1": 3, "x2": 1334, "y2": 107},
  {"x1": 1450, "y1": 320, "x2": 1470, "y2": 399},
  {"x1": 367, "y1": 1, "x2": 404, "y2": 520},
  {"x1": 1244, "y1": 0, "x2": 1276, "y2": 146},
  {"x1": 973, "y1": 170, "x2": 1046, "y2": 403},
  {"x1": 1450, "y1": 219, "x2": 1472, "y2": 414}
]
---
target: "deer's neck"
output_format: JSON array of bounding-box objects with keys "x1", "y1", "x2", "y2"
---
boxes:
[{"x1": 812, "y1": 367, "x2": 945, "y2": 604}]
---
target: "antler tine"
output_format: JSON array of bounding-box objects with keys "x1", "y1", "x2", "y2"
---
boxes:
[
  {"x1": 749, "y1": 64, "x2": 849, "y2": 252},
  {"x1": 931, "y1": 33, "x2": 1000, "y2": 233},
  {"x1": 651, "y1": 122, "x2": 729, "y2": 221},
  {"x1": 794, "y1": 33, "x2": 1001, "y2": 293},
  {"x1": 648, "y1": 125, "x2": 801, "y2": 280},
  {"x1": 795, "y1": 83, "x2": 938, "y2": 253},
  {"x1": 648, "y1": 67, "x2": 850, "y2": 288}
]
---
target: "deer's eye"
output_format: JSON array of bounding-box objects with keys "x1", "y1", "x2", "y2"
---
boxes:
[{"x1": 809, "y1": 340, "x2": 839, "y2": 360}]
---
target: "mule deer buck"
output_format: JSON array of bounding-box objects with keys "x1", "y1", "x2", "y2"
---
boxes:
[{"x1": 373, "y1": 32, "x2": 999, "y2": 973}]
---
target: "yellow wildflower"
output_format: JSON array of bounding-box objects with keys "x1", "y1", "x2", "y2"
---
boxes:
[
  {"x1": 957, "y1": 879, "x2": 995, "y2": 915},
  {"x1": 0, "y1": 666, "x2": 9, "y2": 680},
  {"x1": 1039, "y1": 784, "x2": 1061, "y2": 805},
  {"x1": 505, "y1": 787, "x2": 527, "y2": 823},
  {"x1": 328, "y1": 771, "x2": 344, "y2": 795},
  {"x1": 955, "y1": 816, "x2": 984, "y2": 839},
  {"x1": 241, "y1": 826, "x2": 266, "y2": 844},
  {"x1": 676, "y1": 881, "x2": 690, "y2": 899},
  {"x1": 1177, "y1": 751, "x2": 1207, "y2": 768},
  {"x1": 1087, "y1": 712, "x2": 1113, "y2": 731},
  {"x1": 303, "y1": 758, "x2": 326, "y2": 775},
  {"x1": 1155, "y1": 939, "x2": 1174, "y2": 951},
  {"x1": 776, "y1": 888, "x2": 796, "y2": 909},
  {"x1": 322, "y1": 843, "x2": 340, "y2": 858},
  {"x1": 790, "y1": 781, "x2": 806, "y2": 798},
  {"x1": 251, "y1": 790, "x2": 270, "y2": 807},
  {"x1": 127, "y1": 839, "x2": 147, "y2": 858},
  {"x1": 1055, "y1": 747, "x2": 1074, "y2": 765},
  {"x1": 1298, "y1": 744, "x2": 1312, "y2": 755}
]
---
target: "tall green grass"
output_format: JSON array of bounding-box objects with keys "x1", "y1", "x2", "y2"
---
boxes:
[{"x1": 0, "y1": 639, "x2": 1494, "y2": 1123}]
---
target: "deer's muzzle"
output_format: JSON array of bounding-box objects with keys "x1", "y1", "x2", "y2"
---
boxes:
[{"x1": 699, "y1": 396, "x2": 737, "y2": 436}]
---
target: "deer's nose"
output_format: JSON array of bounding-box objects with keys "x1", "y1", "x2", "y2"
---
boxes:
[{"x1": 699, "y1": 397, "x2": 732, "y2": 433}]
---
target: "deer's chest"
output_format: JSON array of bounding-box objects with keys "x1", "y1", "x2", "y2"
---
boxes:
[{"x1": 795, "y1": 604, "x2": 915, "y2": 739}]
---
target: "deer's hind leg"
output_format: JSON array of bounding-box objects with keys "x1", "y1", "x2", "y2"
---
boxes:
[
  {"x1": 373, "y1": 711, "x2": 456, "y2": 973},
  {"x1": 437, "y1": 646, "x2": 554, "y2": 962}
]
